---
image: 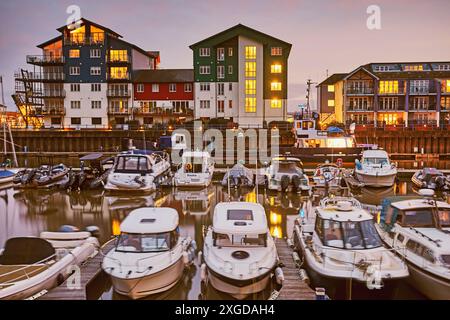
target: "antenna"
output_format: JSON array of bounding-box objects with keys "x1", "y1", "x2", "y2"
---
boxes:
[{"x1": 306, "y1": 79, "x2": 317, "y2": 115}]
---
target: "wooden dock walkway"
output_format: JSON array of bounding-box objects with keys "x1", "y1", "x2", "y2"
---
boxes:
[
  {"x1": 39, "y1": 239, "x2": 115, "y2": 300},
  {"x1": 275, "y1": 238, "x2": 316, "y2": 300}
]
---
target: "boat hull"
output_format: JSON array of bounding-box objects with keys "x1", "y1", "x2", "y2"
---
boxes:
[
  {"x1": 406, "y1": 260, "x2": 450, "y2": 300},
  {"x1": 355, "y1": 171, "x2": 396, "y2": 187},
  {"x1": 108, "y1": 258, "x2": 185, "y2": 300}
]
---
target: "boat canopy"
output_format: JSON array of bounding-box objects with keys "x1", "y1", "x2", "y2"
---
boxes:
[
  {"x1": 119, "y1": 208, "x2": 179, "y2": 234},
  {"x1": 222, "y1": 163, "x2": 254, "y2": 184},
  {"x1": 0, "y1": 170, "x2": 15, "y2": 178},
  {"x1": 327, "y1": 126, "x2": 344, "y2": 134},
  {"x1": 213, "y1": 202, "x2": 267, "y2": 235},
  {"x1": 0, "y1": 237, "x2": 55, "y2": 265},
  {"x1": 362, "y1": 149, "x2": 389, "y2": 159},
  {"x1": 79, "y1": 153, "x2": 104, "y2": 161}
]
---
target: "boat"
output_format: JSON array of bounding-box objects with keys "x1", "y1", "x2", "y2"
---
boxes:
[
  {"x1": 376, "y1": 191, "x2": 450, "y2": 300},
  {"x1": 292, "y1": 197, "x2": 409, "y2": 299},
  {"x1": 13, "y1": 164, "x2": 70, "y2": 189},
  {"x1": 102, "y1": 207, "x2": 195, "y2": 299},
  {"x1": 174, "y1": 188, "x2": 214, "y2": 216},
  {"x1": 0, "y1": 228, "x2": 99, "y2": 300},
  {"x1": 202, "y1": 202, "x2": 279, "y2": 299},
  {"x1": 262, "y1": 156, "x2": 310, "y2": 194},
  {"x1": 221, "y1": 162, "x2": 254, "y2": 188},
  {"x1": 105, "y1": 151, "x2": 171, "y2": 193},
  {"x1": 355, "y1": 149, "x2": 397, "y2": 187},
  {"x1": 0, "y1": 170, "x2": 16, "y2": 185},
  {"x1": 174, "y1": 151, "x2": 214, "y2": 188},
  {"x1": 411, "y1": 168, "x2": 450, "y2": 191},
  {"x1": 312, "y1": 162, "x2": 342, "y2": 188}
]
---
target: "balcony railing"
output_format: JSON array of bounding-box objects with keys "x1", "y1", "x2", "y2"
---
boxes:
[
  {"x1": 106, "y1": 73, "x2": 130, "y2": 81},
  {"x1": 64, "y1": 33, "x2": 105, "y2": 46},
  {"x1": 27, "y1": 55, "x2": 65, "y2": 65},
  {"x1": 42, "y1": 107, "x2": 65, "y2": 115},
  {"x1": 345, "y1": 87, "x2": 374, "y2": 95},
  {"x1": 346, "y1": 104, "x2": 374, "y2": 112},
  {"x1": 108, "y1": 107, "x2": 130, "y2": 115},
  {"x1": 378, "y1": 87, "x2": 405, "y2": 95},
  {"x1": 378, "y1": 104, "x2": 406, "y2": 111},
  {"x1": 15, "y1": 71, "x2": 65, "y2": 82},
  {"x1": 42, "y1": 90, "x2": 66, "y2": 98},
  {"x1": 107, "y1": 89, "x2": 131, "y2": 97},
  {"x1": 135, "y1": 108, "x2": 194, "y2": 116},
  {"x1": 106, "y1": 55, "x2": 131, "y2": 64},
  {"x1": 409, "y1": 87, "x2": 432, "y2": 95}
]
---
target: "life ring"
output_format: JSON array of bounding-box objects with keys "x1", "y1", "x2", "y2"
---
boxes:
[{"x1": 185, "y1": 163, "x2": 192, "y2": 171}]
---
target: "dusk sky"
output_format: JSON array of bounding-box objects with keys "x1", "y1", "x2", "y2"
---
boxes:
[{"x1": 1, "y1": 0, "x2": 449, "y2": 111}]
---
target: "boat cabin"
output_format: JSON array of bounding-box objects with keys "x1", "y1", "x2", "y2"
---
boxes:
[
  {"x1": 116, "y1": 208, "x2": 180, "y2": 253},
  {"x1": 181, "y1": 151, "x2": 212, "y2": 174},
  {"x1": 212, "y1": 202, "x2": 268, "y2": 248},
  {"x1": 359, "y1": 150, "x2": 391, "y2": 167},
  {"x1": 113, "y1": 154, "x2": 152, "y2": 174}
]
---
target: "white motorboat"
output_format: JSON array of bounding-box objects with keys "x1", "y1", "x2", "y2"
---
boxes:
[
  {"x1": 312, "y1": 162, "x2": 342, "y2": 188},
  {"x1": 377, "y1": 191, "x2": 450, "y2": 300},
  {"x1": 174, "y1": 151, "x2": 214, "y2": 188},
  {"x1": 0, "y1": 229, "x2": 99, "y2": 300},
  {"x1": 105, "y1": 151, "x2": 171, "y2": 193},
  {"x1": 292, "y1": 197, "x2": 408, "y2": 299},
  {"x1": 202, "y1": 202, "x2": 278, "y2": 299},
  {"x1": 355, "y1": 150, "x2": 397, "y2": 187},
  {"x1": 102, "y1": 207, "x2": 195, "y2": 299},
  {"x1": 262, "y1": 157, "x2": 310, "y2": 193},
  {"x1": 411, "y1": 168, "x2": 450, "y2": 191}
]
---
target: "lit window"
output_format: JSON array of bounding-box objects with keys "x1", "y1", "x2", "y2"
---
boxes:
[
  {"x1": 271, "y1": 47, "x2": 282, "y2": 56},
  {"x1": 245, "y1": 62, "x2": 256, "y2": 77},
  {"x1": 271, "y1": 64, "x2": 282, "y2": 74},
  {"x1": 245, "y1": 80, "x2": 256, "y2": 95},
  {"x1": 328, "y1": 85, "x2": 335, "y2": 92},
  {"x1": 68, "y1": 25, "x2": 85, "y2": 44},
  {"x1": 404, "y1": 65, "x2": 423, "y2": 71},
  {"x1": 69, "y1": 49, "x2": 80, "y2": 58},
  {"x1": 328, "y1": 100, "x2": 335, "y2": 107},
  {"x1": 271, "y1": 99, "x2": 282, "y2": 109},
  {"x1": 245, "y1": 97, "x2": 256, "y2": 112},
  {"x1": 109, "y1": 67, "x2": 128, "y2": 79},
  {"x1": 245, "y1": 46, "x2": 256, "y2": 59},
  {"x1": 271, "y1": 82, "x2": 282, "y2": 91},
  {"x1": 109, "y1": 50, "x2": 128, "y2": 62},
  {"x1": 90, "y1": 26, "x2": 104, "y2": 44},
  {"x1": 379, "y1": 81, "x2": 399, "y2": 94},
  {"x1": 446, "y1": 80, "x2": 450, "y2": 93}
]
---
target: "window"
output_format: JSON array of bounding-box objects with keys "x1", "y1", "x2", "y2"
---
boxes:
[
  {"x1": 271, "y1": 82, "x2": 282, "y2": 91},
  {"x1": 109, "y1": 67, "x2": 128, "y2": 79},
  {"x1": 271, "y1": 64, "x2": 282, "y2": 73},
  {"x1": 245, "y1": 46, "x2": 256, "y2": 59},
  {"x1": 91, "y1": 101, "x2": 101, "y2": 109},
  {"x1": 90, "y1": 49, "x2": 101, "y2": 58},
  {"x1": 229, "y1": 100, "x2": 233, "y2": 109},
  {"x1": 70, "y1": 101, "x2": 81, "y2": 109},
  {"x1": 184, "y1": 83, "x2": 192, "y2": 92},
  {"x1": 245, "y1": 97, "x2": 256, "y2": 113},
  {"x1": 200, "y1": 100, "x2": 210, "y2": 109},
  {"x1": 379, "y1": 81, "x2": 399, "y2": 94},
  {"x1": 217, "y1": 66, "x2": 225, "y2": 79},
  {"x1": 200, "y1": 83, "x2": 210, "y2": 91},
  {"x1": 228, "y1": 65, "x2": 233, "y2": 75},
  {"x1": 143, "y1": 117, "x2": 153, "y2": 125},
  {"x1": 51, "y1": 117, "x2": 60, "y2": 125},
  {"x1": 91, "y1": 83, "x2": 101, "y2": 92},
  {"x1": 443, "y1": 80, "x2": 450, "y2": 93},
  {"x1": 90, "y1": 67, "x2": 101, "y2": 76},
  {"x1": 199, "y1": 65, "x2": 210, "y2": 75},
  {"x1": 199, "y1": 48, "x2": 210, "y2": 57},
  {"x1": 217, "y1": 100, "x2": 225, "y2": 113},
  {"x1": 136, "y1": 84, "x2": 144, "y2": 93},
  {"x1": 271, "y1": 47, "x2": 283, "y2": 56},
  {"x1": 152, "y1": 84, "x2": 159, "y2": 93},
  {"x1": 92, "y1": 117, "x2": 102, "y2": 125},
  {"x1": 245, "y1": 62, "x2": 256, "y2": 77},
  {"x1": 374, "y1": 65, "x2": 394, "y2": 72},
  {"x1": 70, "y1": 84, "x2": 80, "y2": 92},
  {"x1": 109, "y1": 50, "x2": 128, "y2": 62},
  {"x1": 69, "y1": 66, "x2": 80, "y2": 75},
  {"x1": 69, "y1": 49, "x2": 80, "y2": 58},
  {"x1": 245, "y1": 80, "x2": 256, "y2": 95},
  {"x1": 328, "y1": 100, "x2": 335, "y2": 107},
  {"x1": 271, "y1": 99, "x2": 282, "y2": 109},
  {"x1": 441, "y1": 97, "x2": 450, "y2": 110},
  {"x1": 169, "y1": 84, "x2": 177, "y2": 93},
  {"x1": 323, "y1": 220, "x2": 344, "y2": 248},
  {"x1": 379, "y1": 97, "x2": 398, "y2": 110},
  {"x1": 412, "y1": 97, "x2": 428, "y2": 110},
  {"x1": 228, "y1": 47, "x2": 233, "y2": 56},
  {"x1": 328, "y1": 85, "x2": 335, "y2": 92},
  {"x1": 71, "y1": 117, "x2": 81, "y2": 125},
  {"x1": 348, "y1": 97, "x2": 371, "y2": 110},
  {"x1": 217, "y1": 48, "x2": 225, "y2": 61},
  {"x1": 404, "y1": 65, "x2": 424, "y2": 71},
  {"x1": 229, "y1": 83, "x2": 233, "y2": 91},
  {"x1": 410, "y1": 80, "x2": 429, "y2": 94},
  {"x1": 217, "y1": 83, "x2": 224, "y2": 95},
  {"x1": 437, "y1": 64, "x2": 450, "y2": 71}
]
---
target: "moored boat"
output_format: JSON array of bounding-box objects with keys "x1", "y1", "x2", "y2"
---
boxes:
[
  {"x1": 411, "y1": 168, "x2": 449, "y2": 191},
  {"x1": 174, "y1": 151, "x2": 214, "y2": 188},
  {"x1": 355, "y1": 150, "x2": 397, "y2": 187},
  {"x1": 312, "y1": 162, "x2": 342, "y2": 188},
  {"x1": 262, "y1": 156, "x2": 310, "y2": 194}
]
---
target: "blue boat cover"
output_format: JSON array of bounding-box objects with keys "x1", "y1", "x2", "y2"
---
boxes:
[
  {"x1": 327, "y1": 126, "x2": 344, "y2": 134},
  {"x1": 0, "y1": 170, "x2": 15, "y2": 178}
]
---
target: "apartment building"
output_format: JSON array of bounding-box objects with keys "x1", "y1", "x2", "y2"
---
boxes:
[
  {"x1": 14, "y1": 18, "x2": 159, "y2": 129},
  {"x1": 189, "y1": 24, "x2": 292, "y2": 127},
  {"x1": 317, "y1": 62, "x2": 450, "y2": 129}
]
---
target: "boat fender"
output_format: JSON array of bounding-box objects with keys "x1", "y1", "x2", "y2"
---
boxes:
[
  {"x1": 200, "y1": 263, "x2": 207, "y2": 282},
  {"x1": 298, "y1": 269, "x2": 310, "y2": 285},
  {"x1": 198, "y1": 251, "x2": 203, "y2": 263},
  {"x1": 59, "y1": 225, "x2": 79, "y2": 232},
  {"x1": 286, "y1": 238, "x2": 294, "y2": 248},
  {"x1": 86, "y1": 225, "x2": 100, "y2": 238},
  {"x1": 280, "y1": 175, "x2": 290, "y2": 192},
  {"x1": 275, "y1": 267, "x2": 284, "y2": 285},
  {"x1": 292, "y1": 252, "x2": 301, "y2": 267}
]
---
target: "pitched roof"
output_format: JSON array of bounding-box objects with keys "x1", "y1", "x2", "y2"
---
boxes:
[
  {"x1": 133, "y1": 69, "x2": 194, "y2": 83},
  {"x1": 189, "y1": 24, "x2": 292, "y2": 54},
  {"x1": 56, "y1": 17, "x2": 122, "y2": 38},
  {"x1": 37, "y1": 35, "x2": 63, "y2": 48},
  {"x1": 318, "y1": 73, "x2": 347, "y2": 86}
]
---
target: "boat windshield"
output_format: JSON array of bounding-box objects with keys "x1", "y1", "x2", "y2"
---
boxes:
[
  {"x1": 321, "y1": 219, "x2": 382, "y2": 249},
  {"x1": 363, "y1": 157, "x2": 389, "y2": 166},
  {"x1": 116, "y1": 232, "x2": 177, "y2": 253},
  {"x1": 438, "y1": 209, "x2": 450, "y2": 227},
  {"x1": 275, "y1": 162, "x2": 301, "y2": 173},
  {"x1": 183, "y1": 156, "x2": 204, "y2": 173},
  {"x1": 402, "y1": 209, "x2": 434, "y2": 227},
  {"x1": 115, "y1": 156, "x2": 151, "y2": 173},
  {"x1": 214, "y1": 233, "x2": 266, "y2": 247}
]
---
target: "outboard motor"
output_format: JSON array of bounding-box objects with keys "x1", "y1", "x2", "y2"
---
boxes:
[
  {"x1": 435, "y1": 176, "x2": 446, "y2": 190},
  {"x1": 280, "y1": 175, "x2": 290, "y2": 192},
  {"x1": 86, "y1": 226, "x2": 100, "y2": 238},
  {"x1": 291, "y1": 175, "x2": 301, "y2": 192}
]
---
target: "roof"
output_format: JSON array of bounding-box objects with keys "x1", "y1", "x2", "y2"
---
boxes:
[
  {"x1": 190, "y1": 24, "x2": 292, "y2": 55},
  {"x1": 318, "y1": 73, "x2": 347, "y2": 86},
  {"x1": 112, "y1": 37, "x2": 156, "y2": 59},
  {"x1": 133, "y1": 69, "x2": 194, "y2": 83},
  {"x1": 391, "y1": 199, "x2": 450, "y2": 211},
  {"x1": 317, "y1": 198, "x2": 372, "y2": 222},
  {"x1": 37, "y1": 35, "x2": 63, "y2": 48},
  {"x1": 120, "y1": 208, "x2": 179, "y2": 233},
  {"x1": 213, "y1": 202, "x2": 267, "y2": 234},
  {"x1": 362, "y1": 149, "x2": 389, "y2": 158},
  {"x1": 413, "y1": 228, "x2": 450, "y2": 251},
  {"x1": 56, "y1": 18, "x2": 122, "y2": 38}
]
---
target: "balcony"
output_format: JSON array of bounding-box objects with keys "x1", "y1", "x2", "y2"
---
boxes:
[
  {"x1": 409, "y1": 105, "x2": 437, "y2": 112},
  {"x1": 106, "y1": 72, "x2": 130, "y2": 82},
  {"x1": 378, "y1": 88, "x2": 405, "y2": 95},
  {"x1": 135, "y1": 108, "x2": 194, "y2": 117},
  {"x1": 108, "y1": 107, "x2": 130, "y2": 115},
  {"x1": 346, "y1": 104, "x2": 374, "y2": 112},
  {"x1": 378, "y1": 104, "x2": 406, "y2": 111},
  {"x1": 42, "y1": 90, "x2": 66, "y2": 98},
  {"x1": 107, "y1": 89, "x2": 131, "y2": 98},
  {"x1": 27, "y1": 55, "x2": 65, "y2": 65},
  {"x1": 42, "y1": 107, "x2": 65, "y2": 115},
  {"x1": 106, "y1": 55, "x2": 131, "y2": 65},
  {"x1": 64, "y1": 33, "x2": 104, "y2": 46},
  {"x1": 15, "y1": 70, "x2": 65, "y2": 82},
  {"x1": 345, "y1": 87, "x2": 374, "y2": 95},
  {"x1": 409, "y1": 87, "x2": 437, "y2": 95}
]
